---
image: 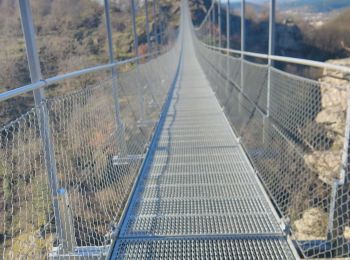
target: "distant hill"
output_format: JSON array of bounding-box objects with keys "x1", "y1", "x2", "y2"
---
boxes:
[
  {"x1": 190, "y1": 0, "x2": 350, "y2": 61},
  {"x1": 279, "y1": 0, "x2": 350, "y2": 13},
  {"x1": 308, "y1": 8, "x2": 350, "y2": 55},
  {"x1": 228, "y1": 0, "x2": 350, "y2": 13}
]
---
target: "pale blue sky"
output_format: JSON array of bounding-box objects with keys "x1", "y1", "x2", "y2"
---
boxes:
[
  {"x1": 227, "y1": 0, "x2": 286, "y2": 2},
  {"x1": 227, "y1": 0, "x2": 268, "y2": 2}
]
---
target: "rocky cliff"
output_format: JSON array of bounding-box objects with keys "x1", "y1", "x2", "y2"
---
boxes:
[{"x1": 304, "y1": 58, "x2": 350, "y2": 185}]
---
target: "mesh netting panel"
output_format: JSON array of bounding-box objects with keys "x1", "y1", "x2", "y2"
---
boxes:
[
  {"x1": 243, "y1": 61, "x2": 268, "y2": 113},
  {"x1": 0, "y1": 42, "x2": 180, "y2": 258},
  {"x1": 195, "y1": 36, "x2": 350, "y2": 258},
  {"x1": 0, "y1": 109, "x2": 54, "y2": 259}
]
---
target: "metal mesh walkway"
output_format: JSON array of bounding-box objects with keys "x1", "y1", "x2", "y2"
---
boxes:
[{"x1": 110, "y1": 12, "x2": 297, "y2": 259}]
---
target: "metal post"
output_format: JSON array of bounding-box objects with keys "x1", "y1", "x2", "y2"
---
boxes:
[
  {"x1": 152, "y1": 0, "x2": 159, "y2": 53},
  {"x1": 207, "y1": 8, "x2": 211, "y2": 44},
  {"x1": 267, "y1": 0, "x2": 275, "y2": 118},
  {"x1": 226, "y1": 0, "x2": 230, "y2": 101},
  {"x1": 264, "y1": 0, "x2": 275, "y2": 143},
  {"x1": 239, "y1": 0, "x2": 245, "y2": 114},
  {"x1": 144, "y1": 0, "x2": 160, "y2": 112},
  {"x1": 206, "y1": 8, "x2": 209, "y2": 44},
  {"x1": 211, "y1": 8, "x2": 214, "y2": 45},
  {"x1": 218, "y1": 0, "x2": 222, "y2": 48},
  {"x1": 145, "y1": 0, "x2": 152, "y2": 55},
  {"x1": 226, "y1": 0, "x2": 230, "y2": 50},
  {"x1": 19, "y1": 0, "x2": 75, "y2": 253},
  {"x1": 158, "y1": 0, "x2": 163, "y2": 49},
  {"x1": 104, "y1": 0, "x2": 127, "y2": 157},
  {"x1": 213, "y1": 2, "x2": 216, "y2": 46},
  {"x1": 131, "y1": 0, "x2": 145, "y2": 122},
  {"x1": 209, "y1": 7, "x2": 212, "y2": 45},
  {"x1": 131, "y1": 0, "x2": 139, "y2": 59}
]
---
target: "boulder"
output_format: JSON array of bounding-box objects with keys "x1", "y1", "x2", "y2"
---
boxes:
[
  {"x1": 344, "y1": 226, "x2": 350, "y2": 240},
  {"x1": 294, "y1": 208, "x2": 328, "y2": 240},
  {"x1": 304, "y1": 149, "x2": 342, "y2": 184}
]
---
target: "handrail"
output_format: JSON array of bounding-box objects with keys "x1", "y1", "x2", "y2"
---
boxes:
[
  {"x1": 0, "y1": 50, "x2": 163, "y2": 102},
  {"x1": 200, "y1": 41, "x2": 350, "y2": 73}
]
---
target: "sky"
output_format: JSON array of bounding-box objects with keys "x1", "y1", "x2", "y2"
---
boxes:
[
  {"x1": 227, "y1": 0, "x2": 289, "y2": 2},
  {"x1": 227, "y1": 0, "x2": 268, "y2": 2}
]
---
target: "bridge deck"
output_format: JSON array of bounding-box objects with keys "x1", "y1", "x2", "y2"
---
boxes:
[{"x1": 111, "y1": 20, "x2": 297, "y2": 259}]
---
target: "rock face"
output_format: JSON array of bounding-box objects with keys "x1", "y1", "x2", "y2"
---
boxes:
[
  {"x1": 344, "y1": 226, "x2": 350, "y2": 240},
  {"x1": 304, "y1": 58, "x2": 350, "y2": 185},
  {"x1": 297, "y1": 59, "x2": 349, "y2": 241}
]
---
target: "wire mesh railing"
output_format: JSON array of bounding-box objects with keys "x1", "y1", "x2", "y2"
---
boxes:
[
  {"x1": 0, "y1": 45, "x2": 181, "y2": 259},
  {"x1": 2, "y1": 0, "x2": 350, "y2": 258},
  {"x1": 193, "y1": 5, "x2": 350, "y2": 257}
]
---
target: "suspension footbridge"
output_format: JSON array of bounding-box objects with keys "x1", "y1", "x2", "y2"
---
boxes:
[
  {"x1": 1, "y1": 0, "x2": 350, "y2": 259},
  {"x1": 110, "y1": 10, "x2": 297, "y2": 258}
]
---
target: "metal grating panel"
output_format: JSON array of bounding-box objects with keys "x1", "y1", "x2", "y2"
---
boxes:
[
  {"x1": 130, "y1": 198, "x2": 273, "y2": 216},
  {"x1": 139, "y1": 183, "x2": 263, "y2": 199},
  {"x1": 142, "y1": 172, "x2": 255, "y2": 186},
  {"x1": 112, "y1": 237, "x2": 296, "y2": 259},
  {"x1": 122, "y1": 214, "x2": 281, "y2": 236},
  {"x1": 111, "y1": 9, "x2": 297, "y2": 259}
]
